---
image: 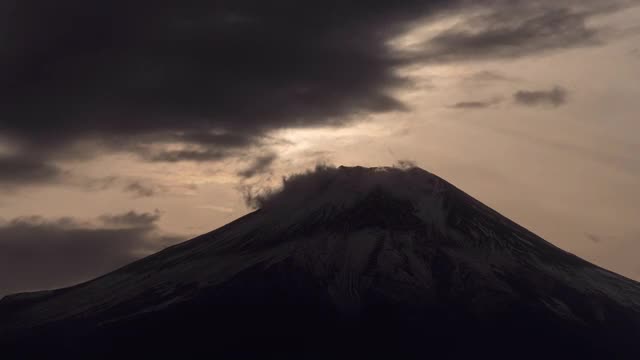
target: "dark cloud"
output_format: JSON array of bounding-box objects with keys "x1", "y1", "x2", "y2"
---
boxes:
[
  {"x1": 244, "y1": 164, "x2": 430, "y2": 210},
  {"x1": 237, "y1": 153, "x2": 278, "y2": 178},
  {"x1": 1, "y1": 0, "x2": 435, "y2": 165},
  {"x1": 0, "y1": 155, "x2": 62, "y2": 188},
  {"x1": 143, "y1": 148, "x2": 230, "y2": 163},
  {"x1": 414, "y1": 3, "x2": 626, "y2": 63},
  {"x1": 123, "y1": 181, "x2": 157, "y2": 198},
  {"x1": 514, "y1": 86, "x2": 568, "y2": 107},
  {"x1": 98, "y1": 210, "x2": 161, "y2": 227},
  {"x1": 585, "y1": 233, "x2": 603, "y2": 243},
  {"x1": 0, "y1": 0, "x2": 631, "y2": 186},
  {"x1": 2, "y1": 168, "x2": 164, "y2": 198},
  {"x1": 0, "y1": 211, "x2": 185, "y2": 297},
  {"x1": 72, "y1": 175, "x2": 166, "y2": 198},
  {"x1": 449, "y1": 98, "x2": 502, "y2": 110}
]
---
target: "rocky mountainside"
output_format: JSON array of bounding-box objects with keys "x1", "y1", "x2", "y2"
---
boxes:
[{"x1": 2, "y1": 166, "x2": 640, "y2": 359}]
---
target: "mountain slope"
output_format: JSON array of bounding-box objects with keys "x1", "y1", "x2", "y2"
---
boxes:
[{"x1": 2, "y1": 166, "x2": 640, "y2": 359}]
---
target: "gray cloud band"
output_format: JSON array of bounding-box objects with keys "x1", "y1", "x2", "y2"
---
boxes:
[{"x1": 0, "y1": 211, "x2": 185, "y2": 297}]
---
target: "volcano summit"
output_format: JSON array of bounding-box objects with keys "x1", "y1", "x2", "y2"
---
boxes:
[{"x1": 2, "y1": 166, "x2": 639, "y2": 358}]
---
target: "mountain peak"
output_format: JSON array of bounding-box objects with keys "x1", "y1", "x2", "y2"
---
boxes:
[
  {"x1": 2, "y1": 164, "x2": 640, "y2": 358},
  {"x1": 254, "y1": 164, "x2": 444, "y2": 212}
]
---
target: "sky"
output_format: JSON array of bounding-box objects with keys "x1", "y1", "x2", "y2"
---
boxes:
[{"x1": 1, "y1": 0, "x2": 640, "y2": 296}]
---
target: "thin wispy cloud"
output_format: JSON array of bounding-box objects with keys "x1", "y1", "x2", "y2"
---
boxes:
[
  {"x1": 449, "y1": 98, "x2": 503, "y2": 110},
  {"x1": 237, "y1": 153, "x2": 278, "y2": 179},
  {"x1": 514, "y1": 86, "x2": 569, "y2": 107}
]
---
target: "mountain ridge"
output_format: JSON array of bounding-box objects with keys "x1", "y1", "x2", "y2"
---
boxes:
[{"x1": 2, "y1": 165, "x2": 640, "y2": 358}]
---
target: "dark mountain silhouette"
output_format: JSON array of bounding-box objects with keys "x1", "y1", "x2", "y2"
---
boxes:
[{"x1": 2, "y1": 166, "x2": 640, "y2": 359}]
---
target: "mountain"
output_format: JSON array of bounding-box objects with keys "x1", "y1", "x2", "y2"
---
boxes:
[{"x1": 2, "y1": 166, "x2": 640, "y2": 359}]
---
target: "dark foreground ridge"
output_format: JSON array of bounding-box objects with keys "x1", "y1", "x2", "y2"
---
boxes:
[{"x1": 2, "y1": 166, "x2": 640, "y2": 359}]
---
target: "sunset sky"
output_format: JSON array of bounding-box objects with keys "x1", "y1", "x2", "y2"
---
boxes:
[{"x1": 1, "y1": 0, "x2": 639, "y2": 296}]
